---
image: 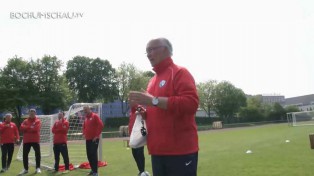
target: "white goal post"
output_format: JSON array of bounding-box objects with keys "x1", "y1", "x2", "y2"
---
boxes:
[
  {"x1": 16, "y1": 103, "x2": 103, "y2": 169},
  {"x1": 287, "y1": 110, "x2": 314, "y2": 127}
]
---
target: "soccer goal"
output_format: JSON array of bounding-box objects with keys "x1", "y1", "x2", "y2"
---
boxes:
[
  {"x1": 16, "y1": 103, "x2": 103, "y2": 169},
  {"x1": 287, "y1": 110, "x2": 314, "y2": 127}
]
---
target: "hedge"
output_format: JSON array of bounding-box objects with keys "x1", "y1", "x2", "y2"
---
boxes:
[{"x1": 104, "y1": 116, "x2": 219, "y2": 128}]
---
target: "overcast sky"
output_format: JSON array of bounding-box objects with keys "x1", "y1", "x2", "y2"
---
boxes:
[{"x1": 0, "y1": 0, "x2": 313, "y2": 98}]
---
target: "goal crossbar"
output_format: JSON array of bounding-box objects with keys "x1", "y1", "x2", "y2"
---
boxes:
[{"x1": 287, "y1": 110, "x2": 314, "y2": 127}]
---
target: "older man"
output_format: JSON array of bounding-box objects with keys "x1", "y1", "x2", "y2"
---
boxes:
[
  {"x1": 129, "y1": 38, "x2": 199, "y2": 176},
  {"x1": 52, "y1": 111, "x2": 70, "y2": 174},
  {"x1": 0, "y1": 113, "x2": 19, "y2": 172},
  {"x1": 83, "y1": 106, "x2": 104, "y2": 176},
  {"x1": 19, "y1": 109, "x2": 42, "y2": 175}
]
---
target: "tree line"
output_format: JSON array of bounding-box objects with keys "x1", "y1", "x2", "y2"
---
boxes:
[
  {"x1": 197, "y1": 81, "x2": 299, "y2": 123},
  {"x1": 0, "y1": 55, "x2": 299, "y2": 126},
  {"x1": 0, "y1": 55, "x2": 153, "y2": 125}
]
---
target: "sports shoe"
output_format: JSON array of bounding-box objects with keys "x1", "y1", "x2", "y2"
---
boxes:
[
  {"x1": 139, "y1": 171, "x2": 150, "y2": 176},
  {"x1": 35, "y1": 168, "x2": 42, "y2": 174},
  {"x1": 62, "y1": 170, "x2": 70, "y2": 174},
  {"x1": 92, "y1": 173, "x2": 98, "y2": 176},
  {"x1": 19, "y1": 169, "x2": 28, "y2": 175},
  {"x1": 0, "y1": 169, "x2": 6, "y2": 173}
]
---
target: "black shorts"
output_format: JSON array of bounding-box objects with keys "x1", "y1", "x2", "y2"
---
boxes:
[{"x1": 151, "y1": 152, "x2": 198, "y2": 176}]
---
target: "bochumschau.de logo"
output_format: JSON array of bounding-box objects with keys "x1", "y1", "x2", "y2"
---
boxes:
[{"x1": 10, "y1": 12, "x2": 84, "y2": 19}]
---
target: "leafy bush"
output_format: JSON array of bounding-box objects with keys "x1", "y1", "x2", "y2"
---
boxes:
[{"x1": 104, "y1": 116, "x2": 222, "y2": 128}]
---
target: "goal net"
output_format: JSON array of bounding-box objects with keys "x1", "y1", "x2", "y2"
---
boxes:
[
  {"x1": 16, "y1": 103, "x2": 103, "y2": 169},
  {"x1": 287, "y1": 110, "x2": 314, "y2": 126}
]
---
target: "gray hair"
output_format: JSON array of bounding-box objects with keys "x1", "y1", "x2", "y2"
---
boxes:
[
  {"x1": 83, "y1": 105, "x2": 91, "y2": 109},
  {"x1": 4, "y1": 113, "x2": 12, "y2": 118},
  {"x1": 29, "y1": 108, "x2": 36, "y2": 113},
  {"x1": 158, "y1": 38, "x2": 173, "y2": 56}
]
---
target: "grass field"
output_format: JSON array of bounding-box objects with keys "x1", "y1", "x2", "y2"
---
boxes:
[{"x1": 2, "y1": 123, "x2": 314, "y2": 176}]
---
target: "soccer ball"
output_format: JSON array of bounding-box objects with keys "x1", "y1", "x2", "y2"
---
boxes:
[{"x1": 139, "y1": 171, "x2": 150, "y2": 176}]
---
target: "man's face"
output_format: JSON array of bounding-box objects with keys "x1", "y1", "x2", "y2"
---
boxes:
[
  {"x1": 58, "y1": 112, "x2": 64, "y2": 120},
  {"x1": 146, "y1": 40, "x2": 168, "y2": 67},
  {"x1": 83, "y1": 107, "x2": 91, "y2": 115},
  {"x1": 5, "y1": 115, "x2": 12, "y2": 123},
  {"x1": 29, "y1": 110, "x2": 36, "y2": 118}
]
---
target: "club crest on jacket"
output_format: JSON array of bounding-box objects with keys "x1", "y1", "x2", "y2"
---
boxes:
[{"x1": 159, "y1": 80, "x2": 166, "y2": 87}]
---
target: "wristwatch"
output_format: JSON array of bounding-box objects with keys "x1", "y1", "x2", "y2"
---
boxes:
[{"x1": 152, "y1": 97, "x2": 159, "y2": 106}]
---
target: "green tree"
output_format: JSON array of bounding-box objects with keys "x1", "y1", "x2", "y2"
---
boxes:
[
  {"x1": 197, "y1": 80, "x2": 217, "y2": 117},
  {"x1": 143, "y1": 71, "x2": 155, "y2": 78},
  {"x1": 239, "y1": 96, "x2": 264, "y2": 122},
  {"x1": 0, "y1": 55, "x2": 73, "y2": 117},
  {"x1": 212, "y1": 81, "x2": 247, "y2": 123},
  {"x1": 267, "y1": 102, "x2": 286, "y2": 121},
  {"x1": 65, "y1": 56, "x2": 118, "y2": 102},
  {"x1": 59, "y1": 75, "x2": 77, "y2": 107},
  {"x1": 285, "y1": 105, "x2": 300, "y2": 113},
  {"x1": 116, "y1": 62, "x2": 153, "y2": 116},
  {"x1": 0, "y1": 56, "x2": 36, "y2": 125},
  {"x1": 32, "y1": 55, "x2": 70, "y2": 114},
  {"x1": 130, "y1": 70, "x2": 153, "y2": 91}
]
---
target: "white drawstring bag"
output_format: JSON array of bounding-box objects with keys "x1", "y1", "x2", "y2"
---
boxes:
[{"x1": 129, "y1": 114, "x2": 147, "y2": 148}]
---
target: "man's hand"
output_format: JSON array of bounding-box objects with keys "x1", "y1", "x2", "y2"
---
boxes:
[
  {"x1": 129, "y1": 91, "x2": 154, "y2": 106},
  {"x1": 136, "y1": 106, "x2": 147, "y2": 120},
  {"x1": 92, "y1": 137, "x2": 98, "y2": 142}
]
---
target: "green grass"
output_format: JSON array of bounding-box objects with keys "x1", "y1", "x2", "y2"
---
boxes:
[{"x1": 3, "y1": 123, "x2": 314, "y2": 175}]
